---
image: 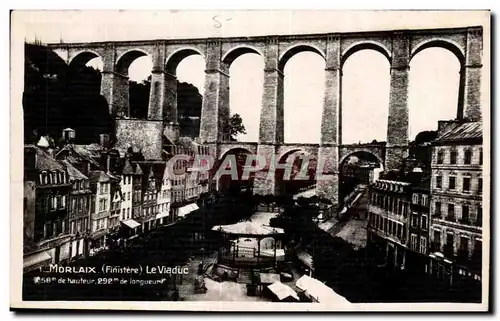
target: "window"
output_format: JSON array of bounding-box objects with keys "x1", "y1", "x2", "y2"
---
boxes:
[
  {"x1": 478, "y1": 177, "x2": 483, "y2": 194},
  {"x1": 420, "y1": 236, "x2": 427, "y2": 254},
  {"x1": 421, "y1": 194, "x2": 428, "y2": 207},
  {"x1": 447, "y1": 203, "x2": 455, "y2": 221},
  {"x1": 445, "y1": 233, "x2": 454, "y2": 246},
  {"x1": 449, "y1": 176, "x2": 456, "y2": 190},
  {"x1": 461, "y1": 205, "x2": 470, "y2": 223},
  {"x1": 435, "y1": 201, "x2": 442, "y2": 217},
  {"x1": 127, "y1": 192, "x2": 131, "y2": 201},
  {"x1": 421, "y1": 215, "x2": 428, "y2": 230},
  {"x1": 433, "y1": 230, "x2": 441, "y2": 245},
  {"x1": 450, "y1": 149, "x2": 457, "y2": 164},
  {"x1": 460, "y1": 236, "x2": 469, "y2": 254},
  {"x1": 464, "y1": 149, "x2": 472, "y2": 164},
  {"x1": 436, "y1": 176, "x2": 442, "y2": 189},
  {"x1": 463, "y1": 176, "x2": 471, "y2": 192},
  {"x1": 411, "y1": 213, "x2": 418, "y2": 227},
  {"x1": 61, "y1": 195, "x2": 66, "y2": 208},
  {"x1": 437, "y1": 150, "x2": 444, "y2": 164},
  {"x1": 479, "y1": 148, "x2": 483, "y2": 165},
  {"x1": 411, "y1": 234, "x2": 418, "y2": 251},
  {"x1": 476, "y1": 206, "x2": 482, "y2": 226},
  {"x1": 412, "y1": 193, "x2": 419, "y2": 204}
]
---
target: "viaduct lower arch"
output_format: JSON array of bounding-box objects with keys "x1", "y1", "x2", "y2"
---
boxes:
[{"x1": 48, "y1": 26, "x2": 483, "y2": 206}]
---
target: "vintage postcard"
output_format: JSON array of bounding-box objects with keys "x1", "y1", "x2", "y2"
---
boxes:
[{"x1": 10, "y1": 10, "x2": 490, "y2": 311}]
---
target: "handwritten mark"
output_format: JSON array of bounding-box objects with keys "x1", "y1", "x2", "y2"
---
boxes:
[{"x1": 213, "y1": 15, "x2": 233, "y2": 28}]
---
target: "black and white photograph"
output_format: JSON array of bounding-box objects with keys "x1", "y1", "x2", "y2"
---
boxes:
[{"x1": 10, "y1": 9, "x2": 490, "y2": 311}]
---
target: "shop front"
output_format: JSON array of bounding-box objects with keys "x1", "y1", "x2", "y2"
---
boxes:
[{"x1": 89, "y1": 229, "x2": 108, "y2": 256}]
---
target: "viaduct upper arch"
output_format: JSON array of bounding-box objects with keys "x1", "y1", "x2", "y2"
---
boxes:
[{"x1": 48, "y1": 26, "x2": 483, "y2": 206}]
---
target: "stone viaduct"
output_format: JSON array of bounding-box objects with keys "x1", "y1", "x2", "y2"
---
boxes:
[{"x1": 47, "y1": 26, "x2": 483, "y2": 206}]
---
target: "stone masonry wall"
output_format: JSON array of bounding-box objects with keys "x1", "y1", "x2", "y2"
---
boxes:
[{"x1": 115, "y1": 119, "x2": 163, "y2": 160}]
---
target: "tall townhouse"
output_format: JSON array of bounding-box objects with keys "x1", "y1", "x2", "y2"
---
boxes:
[
  {"x1": 407, "y1": 179, "x2": 431, "y2": 273},
  {"x1": 156, "y1": 166, "x2": 172, "y2": 226},
  {"x1": 109, "y1": 175, "x2": 123, "y2": 231},
  {"x1": 119, "y1": 159, "x2": 134, "y2": 222},
  {"x1": 367, "y1": 179, "x2": 412, "y2": 271},
  {"x1": 429, "y1": 121, "x2": 483, "y2": 284},
  {"x1": 118, "y1": 159, "x2": 142, "y2": 238},
  {"x1": 88, "y1": 170, "x2": 112, "y2": 255},
  {"x1": 60, "y1": 160, "x2": 92, "y2": 260},
  {"x1": 23, "y1": 144, "x2": 72, "y2": 272},
  {"x1": 169, "y1": 145, "x2": 199, "y2": 222},
  {"x1": 136, "y1": 162, "x2": 166, "y2": 232}
]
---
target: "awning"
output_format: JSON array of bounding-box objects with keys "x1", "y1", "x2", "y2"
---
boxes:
[
  {"x1": 268, "y1": 281, "x2": 299, "y2": 301},
  {"x1": 121, "y1": 219, "x2": 141, "y2": 229},
  {"x1": 295, "y1": 275, "x2": 350, "y2": 304},
  {"x1": 212, "y1": 221, "x2": 284, "y2": 236},
  {"x1": 293, "y1": 189, "x2": 316, "y2": 200},
  {"x1": 156, "y1": 211, "x2": 170, "y2": 220},
  {"x1": 178, "y1": 203, "x2": 199, "y2": 218},
  {"x1": 297, "y1": 251, "x2": 313, "y2": 269},
  {"x1": 259, "y1": 272, "x2": 281, "y2": 285},
  {"x1": 24, "y1": 251, "x2": 52, "y2": 272}
]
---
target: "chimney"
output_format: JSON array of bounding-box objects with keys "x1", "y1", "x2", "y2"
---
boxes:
[
  {"x1": 62, "y1": 128, "x2": 76, "y2": 142},
  {"x1": 100, "y1": 134, "x2": 110, "y2": 149},
  {"x1": 99, "y1": 152, "x2": 111, "y2": 173}
]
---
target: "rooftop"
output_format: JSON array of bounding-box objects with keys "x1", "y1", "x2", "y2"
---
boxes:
[
  {"x1": 60, "y1": 159, "x2": 88, "y2": 181},
  {"x1": 436, "y1": 121, "x2": 482, "y2": 143},
  {"x1": 89, "y1": 170, "x2": 111, "y2": 184},
  {"x1": 26, "y1": 145, "x2": 66, "y2": 172}
]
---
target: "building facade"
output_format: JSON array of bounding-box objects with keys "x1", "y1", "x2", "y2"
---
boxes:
[
  {"x1": 429, "y1": 121, "x2": 483, "y2": 284},
  {"x1": 61, "y1": 160, "x2": 93, "y2": 260},
  {"x1": 23, "y1": 145, "x2": 72, "y2": 272},
  {"x1": 367, "y1": 179, "x2": 412, "y2": 270},
  {"x1": 88, "y1": 170, "x2": 112, "y2": 255},
  {"x1": 407, "y1": 180, "x2": 431, "y2": 273}
]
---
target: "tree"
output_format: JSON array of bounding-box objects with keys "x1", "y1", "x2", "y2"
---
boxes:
[{"x1": 228, "y1": 113, "x2": 247, "y2": 141}]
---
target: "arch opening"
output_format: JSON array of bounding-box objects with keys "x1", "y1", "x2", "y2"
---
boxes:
[
  {"x1": 175, "y1": 54, "x2": 206, "y2": 139},
  {"x1": 227, "y1": 53, "x2": 264, "y2": 142},
  {"x1": 410, "y1": 39, "x2": 465, "y2": 66},
  {"x1": 339, "y1": 151, "x2": 384, "y2": 207},
  {"x1": 69, "y1": 51, "x2": 102, "y2": 72},
  {"x1": 275, "y1": 149, "x2": 317, "y2": 197},
  {"x1": 223, "y1": 46, "x2": 262, "y2": 67},
  {"x1": 408, "y1": 47, "x2": 461, "y2": 140},
  {"x1": 341, "y1": 42, "x2": 392, "y2": 69},
  {"x1": 283, "y1": 52, "x2": 325, "y2": 144},
  {"x1": 166, "y1": 48, "x2": 204, "y2": 75},
  {"x1": 341, "y1": 49, "x2": 390, "y2": 144},
  {"x1": 125, "y1": 54, "x2": 153, "y2": 119},
  {"x1": 217, "y1": 148, "x2": 255, "y2": 195},
  {"x1": 278, "y1": 44, "x2": 325, "y2": 72},
  {"x1": 115, "y1": 50, "x2": 148, "y2": 76}
]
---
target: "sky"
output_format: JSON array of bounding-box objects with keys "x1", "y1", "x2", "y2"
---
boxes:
[{"x1": 16, "y1": 10, "x2": 488, "y2": 143}]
